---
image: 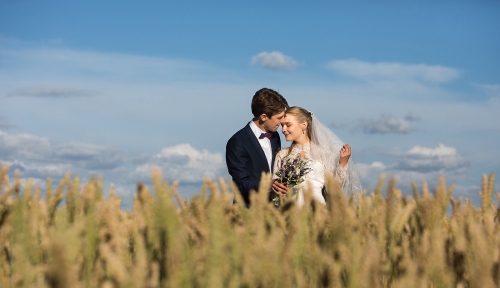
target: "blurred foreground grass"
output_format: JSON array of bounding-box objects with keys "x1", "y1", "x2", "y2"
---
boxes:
[{"x1": 0, "y1": 163, "x2": 498, "y2": 287}]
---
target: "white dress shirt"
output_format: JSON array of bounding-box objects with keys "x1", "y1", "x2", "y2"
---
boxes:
[{"x1": 249, "y1": 121, "x2": 272, "y2": 171}]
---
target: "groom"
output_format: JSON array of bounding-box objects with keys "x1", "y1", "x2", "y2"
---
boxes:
[{"x1": 226, "y1": 88, "x2": 289, "y2": 207}]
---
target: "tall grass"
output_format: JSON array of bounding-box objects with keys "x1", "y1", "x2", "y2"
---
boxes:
[{"x1": 0, "y1": 163, "x2": 498, "y2": 287}]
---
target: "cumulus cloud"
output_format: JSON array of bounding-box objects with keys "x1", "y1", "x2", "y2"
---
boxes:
[
  {"x1": 6, "y1": 160, "x2": 72, "y2": 179},
  {"x1": 356, "y1": 160, "x2": 385, "y2": 178},
  {"x1": 354, "y1": 144, "x2": 472, "y2": 194},
  {"x1": 357, "y1": 115, "x2": 416, "y2": 134},
  {"x1": 406, "y1": 144, "x2": 457, "y2": 157},
  {"x1": 0, "y1": 131, "x2": 228, "y2": 209},
  {"x1": 251, "y1": 51, "x2": 298, "y2": 70},
  {"x1": 0, "y1": 129, "x2": 228, "y2": 193},
  {"x1": 6, "y1": 85, "x2": 91, "y2": 97},
  {"x1": 0, "y1": 130, "x2": 51, "y2": 160},
  {"x1": 328, "y1": 59, "x2": 461, "y2": 83},
  {"x1": 393, "y1": 144, "x2": 470, "y2": 173},
  {"x1": 354, "y1": 161, "x2": 386, "y2": 191},
  {"x1": 132, "y1": 143, "x2": 225, "y2": 183},
  {"x1": 0, "y1": 130, "x2": 127, "y2": 170},
  {"x1": 53, "y1": 142, "x2": 127, "y2": 170}
]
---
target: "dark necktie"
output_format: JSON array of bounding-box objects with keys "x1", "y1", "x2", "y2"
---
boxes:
[{"x1": 259, "y1": 132, "x2": 273, "y2": 139}]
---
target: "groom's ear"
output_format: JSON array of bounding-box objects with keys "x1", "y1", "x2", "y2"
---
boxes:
[{"x1": 259, "y1": 114, "x2": 268, "y2": 122}]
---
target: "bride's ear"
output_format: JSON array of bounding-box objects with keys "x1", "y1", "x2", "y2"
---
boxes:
[{"x1": 301, "y1": 121, "x2": 308, "y2": 130}]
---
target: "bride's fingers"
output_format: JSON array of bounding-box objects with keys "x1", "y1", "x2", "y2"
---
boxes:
[
  {"x1": 340, "y1": 144, "x2": 350, "y2": 155},
  {"x1": 340, "y1": 144, "x2": 352, "y2": 157},
  {"x1": 272, "y1": 181, "x2": 288, "y2": 195}
]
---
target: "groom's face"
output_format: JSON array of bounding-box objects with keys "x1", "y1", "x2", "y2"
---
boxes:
[{"x1": 263, "y1": 110, "x2": 285, "y2": 132}]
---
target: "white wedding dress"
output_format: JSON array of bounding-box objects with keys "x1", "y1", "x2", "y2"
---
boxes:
[{"x1": 273, "y1": 142, "x2": 347, "y2": 207}]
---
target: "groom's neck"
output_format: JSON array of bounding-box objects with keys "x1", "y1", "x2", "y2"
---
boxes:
[{"x1": 252, "y1": 119, "x2": 267, "y2": 132}]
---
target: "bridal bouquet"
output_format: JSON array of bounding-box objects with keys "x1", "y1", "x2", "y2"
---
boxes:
[{"x1": 272, "y1": 154, "x2": 312, "y2": 207}]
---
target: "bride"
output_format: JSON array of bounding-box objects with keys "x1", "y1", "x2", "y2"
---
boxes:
[{"x1": 271, "y1": 106, "x2": 362, "y2": 207}]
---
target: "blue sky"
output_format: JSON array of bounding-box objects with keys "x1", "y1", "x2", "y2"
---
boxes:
[{"x1": 1, "y1": 0, "x2": 499, "y2": 208}]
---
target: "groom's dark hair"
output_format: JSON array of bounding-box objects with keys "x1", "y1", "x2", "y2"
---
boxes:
[{"x1": 251, "y1": 88, "x2": 289, "y2": 119}]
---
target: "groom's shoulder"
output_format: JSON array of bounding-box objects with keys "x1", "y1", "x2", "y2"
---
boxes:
[
  {"x1": 227, "y1": 123, "x2": 251, "y2": 145},
  {"x1": 228, "y1": 123, "x2": 250, "y2": 139}
]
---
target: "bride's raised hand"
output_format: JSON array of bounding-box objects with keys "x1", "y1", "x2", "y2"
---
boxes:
[{"x1": 339, "y1": 144, "x2": 351, "y2": 167}]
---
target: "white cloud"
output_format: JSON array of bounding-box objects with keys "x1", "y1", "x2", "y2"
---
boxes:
[
  {"x1": 328, "y1": 59, "x2": 461, "y2": 83},
  {"x1": 53, "y1": 142, "x2": 127, "y2": 170},
  {"x1": 355, "y1": 161, "x2": 387, "y2": 191},
  {"x1": 0, "y1": 129, "x2": 228, "y2": 188},
  {"x1": 354, "y1": 144, "x2": 471, "y2": 194},
  {"x1": 0, "y1": 130, "x2": 51, "y2": 160},
  {"x1": 132, "y1": 143, "x2": 225, "y2": 183},
  {"x1": 357, "y1": 115, "x2": 416, "y2": 134},
  {"x1": 251, "y1": 51, "x2": 298, "y2": 70},
  {"x1": 0, "y1": 130, "x2": 127, "y2": 170},
  {"x1": 356, "y1": 161, "x2": 386, "y2": 179},
  {"x1": 407, "y1": 143, "x2": 456, "y2": 157},
  {"x1": 0, "y1": 128, "x2": 229, "y2": 205},
  {"x1": 392, "y1": 144, "x2": 470, "y2": 174},
  {"x1": 6, "y1": 160, "x2": 72, "y2": 179},
  {"x1": 6, "y1": 85, "x2": 91, "y2": 97}
]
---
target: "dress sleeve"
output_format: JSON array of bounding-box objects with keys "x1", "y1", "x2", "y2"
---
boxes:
[{"x1": 334, "y1": 163, "x2": 348, "y2": 185}]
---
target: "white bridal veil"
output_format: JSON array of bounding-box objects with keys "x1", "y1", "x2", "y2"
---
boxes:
[{"x1": 309, "y1": 114, "x2": 363, "y2": 197}]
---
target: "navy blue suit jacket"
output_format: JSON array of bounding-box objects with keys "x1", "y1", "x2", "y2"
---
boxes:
[{"x1": 226, "y1": 122, "x2": 281, "y2": 207}]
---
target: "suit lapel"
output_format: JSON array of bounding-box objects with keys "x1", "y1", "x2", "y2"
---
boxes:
[{"x1": 245, "y1": 124, "x2": 269, "y2": 170}]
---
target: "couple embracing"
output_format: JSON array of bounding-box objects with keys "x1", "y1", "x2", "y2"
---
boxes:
[{"x1": 226, "y1": 88, "x2": 361, "y2": 208}]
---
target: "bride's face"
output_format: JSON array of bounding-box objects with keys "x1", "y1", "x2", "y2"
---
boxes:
[{"x1": 281, "y1": 114, "x2": 307, "y2": 142}]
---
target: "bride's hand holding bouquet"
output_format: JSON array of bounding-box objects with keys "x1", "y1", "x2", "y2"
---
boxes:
[{"x1": 271, "y1": 154, "x2": 312, "y2": 207}]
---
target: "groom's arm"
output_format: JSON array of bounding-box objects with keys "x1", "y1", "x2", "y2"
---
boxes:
[{"x1": 226, "y1": 137, "x2": 260, "y2": 204}]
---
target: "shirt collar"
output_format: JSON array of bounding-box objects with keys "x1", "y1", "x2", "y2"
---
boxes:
[{"x1": 249, "y1": 121, "x2": 267, "y2": 139}]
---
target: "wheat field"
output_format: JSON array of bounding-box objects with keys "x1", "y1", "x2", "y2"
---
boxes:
[{"x1": 0, "y1": 163, "x2": 498, "y2": 288}]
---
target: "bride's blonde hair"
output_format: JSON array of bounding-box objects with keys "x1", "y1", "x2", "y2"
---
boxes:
[{"x1": 285, "y1": 106, "x2": 313, "y2": 156}]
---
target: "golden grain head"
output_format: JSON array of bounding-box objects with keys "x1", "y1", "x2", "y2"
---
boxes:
[{"x1": 0, "y1": 166, "x2": 497, "y2": 287}]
